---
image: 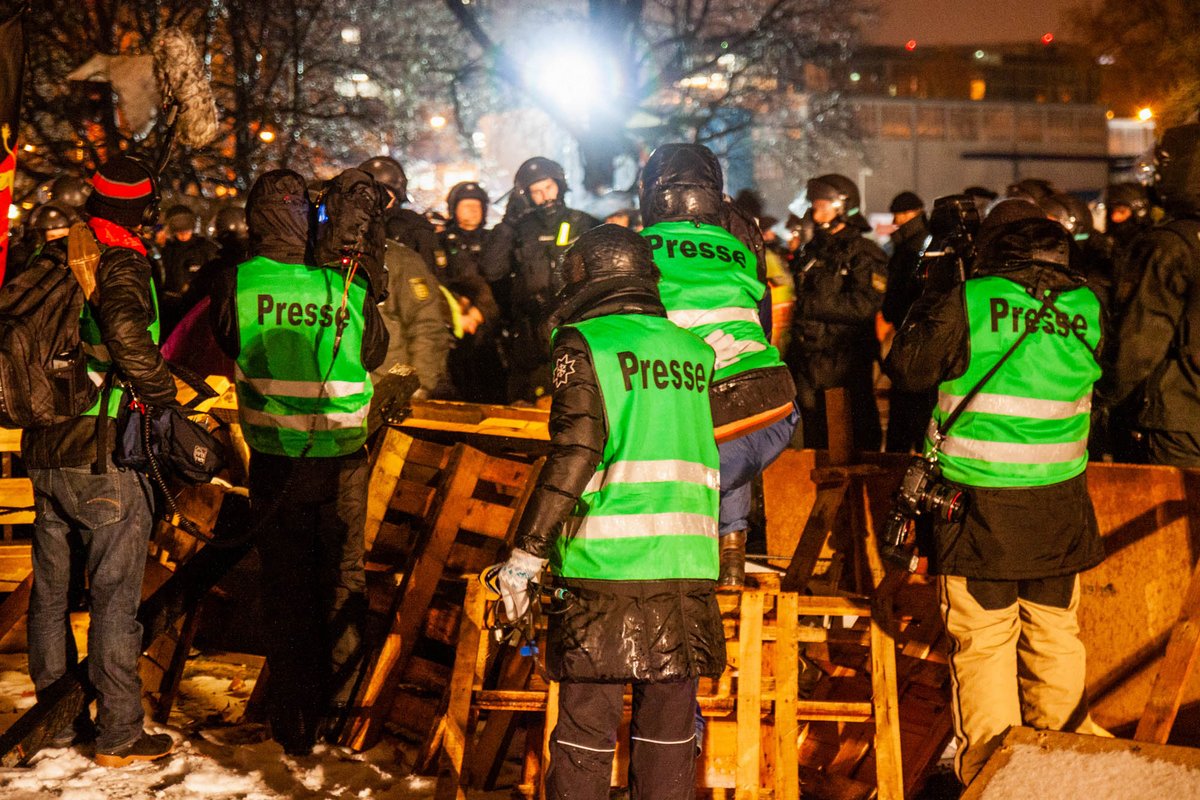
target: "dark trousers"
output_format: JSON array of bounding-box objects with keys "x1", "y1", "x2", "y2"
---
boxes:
[
  {"x1": 885, "y1": 389, "x2": 935, "y2": 454},
  {"x1": 1145, "y1": 429, "x2": 1200, "y2": 468},
  {"x1": 794, "y1": 358, "x2": 881, "y2": 452},
  {"x1": 249, "y1": 449, "x2": 369, "y2": 749},
  {"x1": 27, "y1": 464, "x2": 154, "y2": 752},
  {"x1": 547, "y1": 680, "x2": 697, "y2": 800}
]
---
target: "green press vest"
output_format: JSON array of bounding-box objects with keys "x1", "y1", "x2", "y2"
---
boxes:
[
  {"x1": 930, "y1": 276, "x2": 1101, "y2": 487},
  {"x1": 81, "y1": 281, "x2": 160, "y2": 418},
  {"x1": 645, "y1": 221, "x2": 783, "y2": 382},
  {"x1": 234, "y1": 256, "x2": 373, "y2": 458},
  {"x1": 554, "y1": 314, "x2": 720, "y2": 581}
]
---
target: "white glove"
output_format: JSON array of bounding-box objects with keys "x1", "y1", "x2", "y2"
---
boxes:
[
  {"x1": 496, "y1": 548, "x2": 548, "y2": 623},
  {"x1": 704, "y1": 330, "x2": 767, "y2": 371}
]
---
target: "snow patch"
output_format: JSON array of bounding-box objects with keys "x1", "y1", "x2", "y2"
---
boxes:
[{"x1": 980, "y1": 743, "x2": 1200, "y2": 799}]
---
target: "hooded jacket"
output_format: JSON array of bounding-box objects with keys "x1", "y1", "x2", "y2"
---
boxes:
[
  {"x1": 885, "y1": 216, "x2": 1106, "y2": 579},
  {"x1": 513, "y1": 225, "x2": 725, "y2": 683},
  {"x1": 212, "y1": 169, "x2": 387, "y2": 372}
]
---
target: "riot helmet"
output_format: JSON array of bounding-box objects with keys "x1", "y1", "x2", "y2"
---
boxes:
[
  {"x1": 549, "y1": 223, "x2": 660, "y2": 327},
  {"x1": 514, "y1": 157, "x2": 567, "y2": 208},
  {"x1": 1005, "y1": 178, "x2": 1056, "y2": 203},
  {"x1": 359, "y1": 155, "x2": 408, "y2": 205},
  {"x1": 638, "y1": 143, "x2": 724, "y2": 227},
  {"x1": 28, "y1": 202, "x2": 76, "y2": 234},
  {"x1": 211, "y1": 205, "x2": 248, "y2": 240},
  {"x1": 447, "y1": 181, "x2": 489, "y2": 226},
  {"x1": 48, "y1": 175, "x2": 91, "y2": 209},
  {"x1": 1105, "y1": 182, "x2": 1150, "y2": 224},
  {"x1": 1039, "y1": 192, "x2": 1094, "y2": 239},
  {"x1": 806, "y1": 174, "x2": 869, "y2": 231}
]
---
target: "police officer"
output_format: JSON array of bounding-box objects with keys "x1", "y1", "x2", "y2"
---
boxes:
[
  {"x1": 639, "y1": 144, "x2": 798, "y2": 587},
  {"x1": 1110, "y1": 124, "x2": 1200, "y2": 467},
  {"x1": 788, "y1": 173, "x2": 888, "y2": 450},
  {"x1": 212, "y1": 168, "x2": 388, "y2": 754},
  {"x1": 8, "y1": 202, "x2": 77, "y2": 282},
  {"x1": 885, "y1": 199, "x2": 1107, "y2": 787},
  {"x1": 483, "y1": 156, "x2": 599, "y2": 402},
  {"x1": 882, "y1": 191, "x2": 932, "y2": 453},
  {"x1": 158, "y1": 204, "x2": 218, "y2": 336},
  {"x1": 440, "y1": 181, "x2": 505, "y2": 403},
  {"x1": 358, "y1": 155, "x2": 441, "y2": 273},
  {"x1": 1104, "y1": 182, "x2": 1153, "y2": 315},
  {"x1": 493, "y1": 224, "x2": 724, "y2": 800}
]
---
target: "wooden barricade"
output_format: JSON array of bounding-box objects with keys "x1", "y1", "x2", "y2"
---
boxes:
[
  {"x1": 339, "y1": 428, "x2": 543, "y2": 751},
  {"x1": 434, "y1": 574, "x2": 907, "y2": 800}
]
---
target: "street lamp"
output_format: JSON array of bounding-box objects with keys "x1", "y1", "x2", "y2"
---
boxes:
[
  {"x1": 259, "y1": 129, "x2": 276, "y2": 143},
  {"x1": 1137, "y1": 107, "x2": 1153, "y2": 122}
]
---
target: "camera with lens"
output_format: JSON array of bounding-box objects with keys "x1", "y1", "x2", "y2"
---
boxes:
[
  {"x1": 881, "y1": 455, "x2": 968, "y2": 571},
  {"x1": 918, "y1": 194, "x2": 981, "y2": 294}
]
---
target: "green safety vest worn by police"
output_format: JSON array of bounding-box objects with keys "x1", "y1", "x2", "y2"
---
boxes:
[
  {"x1": 80, "y1": 281, "x2": 160, "y2": 418},
  {"x1": 930, "y1": 276, "x2": 1101, "y2": 488},
  {"x1": 644, "y1": 220, "x2": 784, "y2": 383},
  {"x1": 234, "y1": 256, "x2": 373, "y2": 458},
  {"x1": 554, "y1": 314, "x2": 720, "y2": 581}
]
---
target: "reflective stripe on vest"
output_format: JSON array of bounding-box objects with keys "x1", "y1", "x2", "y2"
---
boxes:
[
  {"x1": 234, "y1": 256, "x2": 372, "y2": 458},
  {"x1": 647, "y1": 221, "x2": 784, "y2": 382},
  {"x1": 553, "y1": 314, "x2": 720, "y2": 581},
  {"x1": 931, "y1": 276, "x2": 1100, "y2": 488}
]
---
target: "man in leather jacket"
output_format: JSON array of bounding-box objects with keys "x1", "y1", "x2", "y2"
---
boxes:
[
  {"x1": 482, "y1": 157, "x2": 599, "y2": 403},
  {"x1": 24, "y1": 156, "x2": 177, "y2": 766},
  {"x1": 788, "y1": 174, "x2": 888, "y2": 451},
  {"x1": 492, "y1": 225, "x2": 724, "y2": 800}
]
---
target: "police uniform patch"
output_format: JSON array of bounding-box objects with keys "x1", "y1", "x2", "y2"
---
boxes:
[
  {"x1": 409, "y1": 277, "x2": 430, "y2": 301},
  {"x1": 871, "y1": 272, "x2": 887, "y2": 293},
  {"x1": 553, "y1": 354, "x2": 577, "y2": 388}
]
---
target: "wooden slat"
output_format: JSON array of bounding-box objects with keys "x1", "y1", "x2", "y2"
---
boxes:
[
  {"x1": 458, "y1": 499, "x2": 515, "y2": 540},
  {"x1": 541, "y1": 681, "x2": 559, "y2": 800},
  {"x1": 0, "y1": 543, "x2": 31, "y2": 590},
  {"x1": 0, "y1": 478, "x2": 33, "y2": 525},
  {"x1": 365, "y1": 429, "x2": 415, "y2": 552},
  {"x1": 1135, "y1": 552, "x2": 1200, "y2": 744},
  {"x1": 0, "y1": 428, "x2": 22, "y2": 452},
  {"x1": 735, "y1": 591, "x2": 764, "y2": 800},
  {"x1": 774, "y1": 592, "x2": 800, "y2": 800},
  {"x1": 781, "y1": 483, "x2": 848, "y2": 592},
  {"x1": 870, "y1": 621, "x2": 905, "y2": 799},
  {"x1": 0, "y1": 573, "x2": 33, "y2": 643},
  {"x1": 435, "y1": 578, "x2": 487, "y2": 800}
]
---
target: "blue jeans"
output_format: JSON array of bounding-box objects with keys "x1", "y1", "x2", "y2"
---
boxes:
[
  {"x1": 718, "y1": 409, "x2": 799, "y2": 535},
  {"x1": 27, "y1": 465, "x2": 154, "y2": 752}
]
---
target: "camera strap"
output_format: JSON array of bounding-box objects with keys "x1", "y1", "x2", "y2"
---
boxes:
[{"x1": 930, "y1": 288, "x2": 1078, "y2": 453}]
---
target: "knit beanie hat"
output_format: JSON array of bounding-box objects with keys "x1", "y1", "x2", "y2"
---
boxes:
[
  {"x1": 888, "y1": 191, "x2": 924, "y2": 214},
  {"x1": 85, "y1": 156, "x2": 157, "y2": 228}
]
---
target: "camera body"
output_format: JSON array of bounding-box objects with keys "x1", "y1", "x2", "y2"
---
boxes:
[
  {"x1": 881, "y1": 455, "x2": 968, "y2": 571},
  {"x1": 918, "y1": 194, "x2": 981, "y2": 293}
]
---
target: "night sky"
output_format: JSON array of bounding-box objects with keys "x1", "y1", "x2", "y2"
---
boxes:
[{"x1": 867, "y1": 0, "x2": 1094, "y2": 46}]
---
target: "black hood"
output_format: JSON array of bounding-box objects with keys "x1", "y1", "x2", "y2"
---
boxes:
[
  {"x1": 974, "y1": 216, "x2": 1084, "y2": 292},
  {"x1": 315, "y1": 168, "x2": 389, "y2": 298},
  {"x1": 639, "y1": 144, "x2": 725, "y2": 227},
  {"x1": 245, "y1": 169, "x2": 311, "y2": 264}
]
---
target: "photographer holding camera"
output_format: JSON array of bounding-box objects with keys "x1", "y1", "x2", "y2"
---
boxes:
[{"x1": 884, "y1": 199, "x2": 1108, "y2": 788}]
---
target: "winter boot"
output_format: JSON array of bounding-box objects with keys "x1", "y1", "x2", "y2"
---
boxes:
[
  {"x1": 718, "y1": 530, "x2": 747, "y2": 590},
  {"x1": 94, "y1": 731, "x2": 174, "y2": 767}
]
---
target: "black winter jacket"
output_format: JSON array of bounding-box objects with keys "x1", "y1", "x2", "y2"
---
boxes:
[
  {"x1": 884, "y1": 218, "x2": 1105, "y2": 580},
  {"x1": 881, "y1": 213, "x2": 929, "y2": 327},
  {"x1": 1109, "y1": 217, "x2": 1200, "y2": 433},
  {"x1": 437, "y1": 225, "x2": 500, "y2": 322},
  {"x1": 790, "y1": 225, "x2": 888, "y2": 389},
  {"x1": 513, "y1": 290, "x2": 726, "y2": 683},
  {"x1": 385, "y1": 207, "x2": 441, "y2": 274},
  {"x1": 22, "y1": 241, "x2": 177, "y2": 469}
]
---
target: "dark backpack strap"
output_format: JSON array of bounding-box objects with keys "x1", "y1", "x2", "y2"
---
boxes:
[{"x1": 93, "y1": 372, "x2": 115, "y2": 475}]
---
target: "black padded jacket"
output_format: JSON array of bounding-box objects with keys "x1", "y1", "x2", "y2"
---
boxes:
[{"x1": 512, "y1": 289, "x2": 726, "y2": 683}]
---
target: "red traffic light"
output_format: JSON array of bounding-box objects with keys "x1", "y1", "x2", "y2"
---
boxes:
[
  {"x1": 905, "y1": 39, "x2": 917, "y2": 51},
  {"x1": 1041, "y1": 32, "x2": 1054, "y2": 45}
]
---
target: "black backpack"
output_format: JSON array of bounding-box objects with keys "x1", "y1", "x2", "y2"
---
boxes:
[{"x1": 0, "y1": 240, "x2": 97, "y2": 427}]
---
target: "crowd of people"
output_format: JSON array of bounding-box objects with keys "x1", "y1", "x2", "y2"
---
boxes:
[{"x1": 12, "y1": 119, "x2": 1200, "y2": 794}]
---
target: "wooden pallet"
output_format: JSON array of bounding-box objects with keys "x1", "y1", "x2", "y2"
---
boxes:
[{"x1": 338, "y1": 428, "x2": 543, "y2": 751}]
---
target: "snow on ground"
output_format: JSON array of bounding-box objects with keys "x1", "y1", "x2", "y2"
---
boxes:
[
  {"x1": 0, "y1": 652, "x2": 473, "y2": 800},
  {"x1": 979, "y1": 742, "x2": 1200, "y2": 800}
]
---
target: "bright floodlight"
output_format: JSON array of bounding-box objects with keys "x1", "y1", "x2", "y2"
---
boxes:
[
  {"x1": 1138, "y1": 107, "x2": 1153, "y2": 122},
  {"x1": 523, "y1": 40, "x2": 611, "y2": 120}
]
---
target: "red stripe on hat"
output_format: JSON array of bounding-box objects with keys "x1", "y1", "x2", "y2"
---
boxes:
[{"x1": 92, "y1": 172, "x2": 152, "y2": 200}]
